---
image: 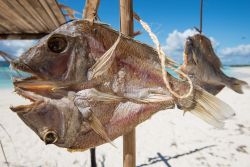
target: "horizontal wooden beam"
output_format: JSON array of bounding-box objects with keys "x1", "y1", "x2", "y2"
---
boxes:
[{"x1": 0, "y1": 33, "x2": 48, "y2": 40}]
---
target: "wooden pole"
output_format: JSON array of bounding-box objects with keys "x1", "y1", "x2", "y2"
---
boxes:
[
  {"x1": 82, "y1": 1, "x2": 100, "y2": 167},
  {"x1": 82, "y1": 0, "x2": 100, "y2": 21},
  {"x1": 120, "y1": 1, "x2": 136, "y2": 167},
  {"x1": 90, "y1": 148, "x2": 97, "y2": 167}
]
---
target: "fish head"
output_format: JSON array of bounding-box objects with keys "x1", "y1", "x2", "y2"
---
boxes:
[
  {"x1": 183, "y1": 36, "x2": 196, "y2": 65},
  {"x1": 191, "y1": 34, "x2": 213, "y2": 53},
  {"x1": 11, "y1": 21, "x2": 92, "y2": 82},
  {"x1": 10, "y1": 88, "x2": 83, "y2": 147},
  {"x1": 184, "y1": 34, "x2": 205, "y2": 64},
  {"x1": 184, "y1": 33, "x2": 222, "y2": 71},
  {"x1": 184, "y1": 34, "x2": 217, "y2": 65}
]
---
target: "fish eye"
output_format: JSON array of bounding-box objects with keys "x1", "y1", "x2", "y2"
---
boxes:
[
  {"x1": 43, "y1": 130, "x2": 58, "y2": 145},
  {"x1": 47, "y1": 35, "x2": 68, "y2": 53}
]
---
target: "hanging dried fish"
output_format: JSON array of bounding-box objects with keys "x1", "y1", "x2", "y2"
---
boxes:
[
  {"x1": 180, "y1": 34, "x2": 248, "y2": 95},
  {"x1": 9, "y1": 20, "x2": 235, "y2": 151}
]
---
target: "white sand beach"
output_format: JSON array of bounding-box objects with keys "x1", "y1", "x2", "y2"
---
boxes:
[{"x1": 0, "y1": 67, "x2": 250, "y2": 167}]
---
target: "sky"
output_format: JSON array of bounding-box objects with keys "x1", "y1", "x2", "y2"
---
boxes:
[{"x1": 0, "y1": 0, "x2": 250, "y2": 65}]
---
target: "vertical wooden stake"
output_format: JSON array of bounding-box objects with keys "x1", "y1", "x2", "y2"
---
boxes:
[
  {"x1": 82, "y1": 0, "x2": 100, "y2": 21},
  {"x1": 82, "y1": 1, "x2": 100, "y2": 167},
  {"x1": 120, "y1": 0, "x2": 136, "y2": 167},
  {"x1": 90, "y1": 148, "x2": 97, "y2": 167}
]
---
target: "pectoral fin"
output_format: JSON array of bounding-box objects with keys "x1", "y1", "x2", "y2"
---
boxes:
[
  {"x1": 89, "y1": 113, "x2": 116, "y2": 148},
  {"x1": 74, "y1": 95, "x2": 116, "y2": 148},
  {"x1": 89, "y1": 34, "x2": 121, "y2": 79}
]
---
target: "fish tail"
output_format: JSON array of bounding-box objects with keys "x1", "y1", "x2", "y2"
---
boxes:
[
  {"x1": 226, "y1": 77, "x2": 248, "y2": 94},
  {"x1": 189, "y1": 89, "x2": 235, "y2": 128}
]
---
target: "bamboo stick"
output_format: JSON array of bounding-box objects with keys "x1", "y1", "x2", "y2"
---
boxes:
[
  {"x1": 82, "y1": 1, "x2": 100, "y2": 167},
  {"x1": 120, "y1": 0, "x2": 136, "y2": 167},
  {"x1": 82, "y1": 0, "x2": 100, "y2": 21}
]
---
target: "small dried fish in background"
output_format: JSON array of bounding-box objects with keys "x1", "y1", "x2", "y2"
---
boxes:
[{"x1": 180, "y1": 34, "x2": 248, "y2": 95}]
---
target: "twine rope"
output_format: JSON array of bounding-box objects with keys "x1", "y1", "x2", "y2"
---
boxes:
[{"x1": 134, "y1": 14, "x2": 193, "y2": 99}]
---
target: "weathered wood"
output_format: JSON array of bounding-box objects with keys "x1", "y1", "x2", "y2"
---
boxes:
[
  {"x1": 0, "y1": 26, "x2": 7, "y2": 32},
  {"x1": 0, "y1": 13, "x2": 22, "y2": 33},
  {"x1": 0, "y1": 15, "x2": 20, "y2": 32},
  {"x1": 39, "y1": 0, "x2": 60, "y2": 27},
  {"x1": 124, "y1": 154, "x2": 133, "y2": 167},
  {"x1": 82, "y1": 1, "x2": 101, "y2": 167},
  {"x1": 17, "y1": 0, "x2": 50, "y2": 31},
  {"x1": 120, "y1": 0, "x2": 136, "y2": 167},
  {"x1": 0, "y1": 33, "x2": 48, "y2": 40},
  {"x1": 1, "y1": 0, "x2": 37, "y2": 32},
  {"x1": 47, "y1": 0, "x2": 66, "y2": 24},
  {"x1": 123, "y1": 131, "x2": 136, "y2": 167},
  {"x1": 6, "y1": 0, "x2": 45, "y2": 32},
  {"x1": 0, "y1": 0, "x2": 66, "y2": 39},
  {"x1": 28, "y1": 0, "x2": 56, "y2": 30},
  {"x1": 83, "y1": 0, "x2": 100, "y2": 21},
  {"x1": 0, "y1": 0, "x2": 33, "y2": 32},
  {"x1": 120, "y1": 0, "x2": 134, "y2": 36}
]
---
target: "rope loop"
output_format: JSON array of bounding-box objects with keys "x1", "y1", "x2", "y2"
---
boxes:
[{"x1": 134, "y1": 13, "x2": 193, "y2": 99}]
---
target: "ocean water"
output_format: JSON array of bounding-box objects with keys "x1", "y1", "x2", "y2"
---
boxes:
[
  {"x1": 0, "y1": 64, "x2": 233, "y2": 89},
  {"x1": 0, "y1": 66, "x2": 14, "y2": 88}
]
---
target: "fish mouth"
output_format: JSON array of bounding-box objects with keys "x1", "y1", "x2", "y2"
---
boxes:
[
  {"x1": 11, "y1": 59, "x2": 37, "y2": 76},
  {"x1": 10, "y1": 60, "x2": 47, "y2": 91},
  {"x1": 10, "y1": 59, "x2": 64, "y2": 94},
  {"x1": 9, "y1": 59, "x2": 51, "y2": 113},
  {"x1": 13, "y1": 77, "x2": 58, "y2": 92},
  {"x1": 10, "y1": 88, "x2": 44, "y2": 113},
  {"x1": 10, "y1": 58, "x2": 77, "y2": 95}
]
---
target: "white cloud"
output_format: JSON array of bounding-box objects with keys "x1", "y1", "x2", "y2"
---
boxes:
[
  {"x1": 163, "y1": 29, "x2": 198, "y2": 56},
  {"x1": 2, "y1": 40, "x2": 35, "y2": 48},
  {"x1": 0, "y1": 40, "x2": 36, "y2": 58},
  {"x1": 219, "y1": 44, "x2": 250, "y2": 65},
  {"x1": 220, "y1": 44, "x2": 250, "y2": 56}
]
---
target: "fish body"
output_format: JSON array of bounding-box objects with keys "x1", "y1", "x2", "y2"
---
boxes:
[
  {"x1": 10, "y1": 20, "x2": 234, "y2": 150},
  {"x1": 180, "y1": 34, "x2": 248, "y2": 95}
]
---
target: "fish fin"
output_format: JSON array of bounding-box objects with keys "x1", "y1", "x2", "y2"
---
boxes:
[
  {"x1": 190, "y1": 104, "x2": 224, "y2": 128},
  {"x1": 0, "y1": 51, "x2": 17, "y2": 62},
  {"x1": 89, "y1": 34, "x2": 121, "y2": 79},
  {"x1": 76, "y1": 88, "x2": 124, "y2": 102},
  {"x1": 131, "y1": 93, "x2": 174, "y2": 105},
  {"x1": 227, "y1": 78, "x2": 248, "y2": 94},
  {"x1": 89, "y1": 113, "x2": 117, "y2": 148},
  {"x1": 190, "y1": 89, "x2": 235, "y2": 128},
  {"x1": 201, "y1": 83, "x2": 225, "y2": 95}
]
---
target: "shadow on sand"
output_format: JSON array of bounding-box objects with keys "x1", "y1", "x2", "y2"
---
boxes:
[{"x1": 137, "y1": 145, "x2": 216, "y2": 167}]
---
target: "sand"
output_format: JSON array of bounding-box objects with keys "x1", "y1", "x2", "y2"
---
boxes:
[{"x1": 0, "y1": 67, "x2": 250, "y2": 167}]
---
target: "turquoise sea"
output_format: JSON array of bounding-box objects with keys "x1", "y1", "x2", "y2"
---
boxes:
[{"x1": 0, "y1": 66, "x2": 14, "y2": 88}]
